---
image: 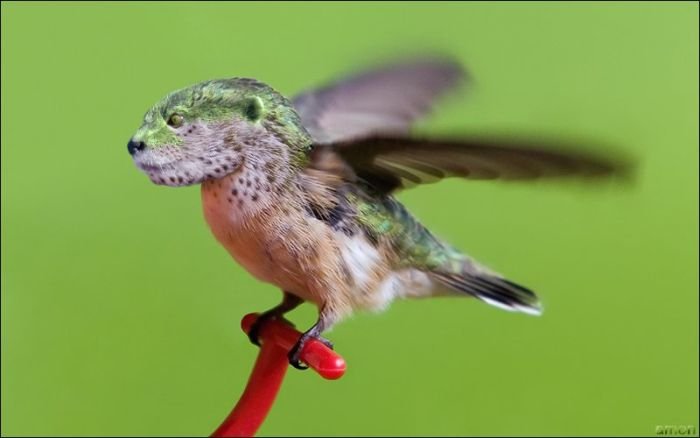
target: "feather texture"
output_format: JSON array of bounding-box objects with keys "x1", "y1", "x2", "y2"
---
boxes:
[
  {"x1": 431, "y1": 271, "x2": 542, "y2": 315},
  {"x1": 293, "y1": 57, "x2": 465, "y2": 143},
  {"x1": 331, "y1": 136, "x2": 630, "y2": 193}
]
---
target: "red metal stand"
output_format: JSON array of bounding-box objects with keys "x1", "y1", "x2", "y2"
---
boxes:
[{"x1": 211, "y1": 313, "x2": 346, "y2": 437}]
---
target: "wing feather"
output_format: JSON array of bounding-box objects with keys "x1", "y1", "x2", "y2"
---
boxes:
[
  {"x1": 292, "y1": 56, "x2": 465, "y2": 143},
  {"x1": 330, "y1": 136, "x2": 631, "y2": 193}
]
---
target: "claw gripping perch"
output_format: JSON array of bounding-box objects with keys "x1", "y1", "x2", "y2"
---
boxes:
[{"x1": 211, "y1": 313, "x2": 346, "y2": 437}]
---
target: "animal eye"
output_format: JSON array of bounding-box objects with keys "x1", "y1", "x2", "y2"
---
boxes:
[{"x1": 167, "y1": 113, "x2": 184, "y2": 128}]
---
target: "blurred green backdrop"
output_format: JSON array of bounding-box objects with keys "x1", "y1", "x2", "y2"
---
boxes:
[{"x1": 2, "y1": 2, "x2": 698, "y2": 436}]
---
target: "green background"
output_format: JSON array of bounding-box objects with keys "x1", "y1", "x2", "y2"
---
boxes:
[{"x1": 2, "y1": 2, "x2": 698, "y2": 436}]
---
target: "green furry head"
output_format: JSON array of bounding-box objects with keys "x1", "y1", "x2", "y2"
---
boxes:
[
  {"x1": 128, "y1": 78, "x2": 313, "y2": 187},
  {"x1": 133, "y1": 78, "x2": 309, "y2": 149}
]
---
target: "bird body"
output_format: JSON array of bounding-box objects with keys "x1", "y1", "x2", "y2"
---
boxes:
[
  {"x1": 200, "y1": 146, "x2": 453, "y2": 323},
  {"x1": 128, "y1": 57, "x2": 624, "y2": 366}
]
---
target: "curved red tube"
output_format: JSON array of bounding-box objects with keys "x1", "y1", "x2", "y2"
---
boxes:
[{"x1": 211, "y1": 313, "x2": 346, "y2": 437}]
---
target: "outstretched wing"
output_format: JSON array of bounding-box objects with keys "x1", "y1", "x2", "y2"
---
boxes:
[
  {"x1": 330, "y1": 136, "x2": 631, "y2": 194},
  {"x1": 292, "y1": 57, "x2": 465, "y2": 144}
]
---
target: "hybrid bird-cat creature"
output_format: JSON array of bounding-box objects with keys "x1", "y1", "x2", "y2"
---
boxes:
[{"x1": 128, "y1": 57, "x2": 623, "y2": 368}]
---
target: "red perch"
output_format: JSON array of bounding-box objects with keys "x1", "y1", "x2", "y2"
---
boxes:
[{"x1": 212, "y1": 313, "x2": 346, "y2": 437}]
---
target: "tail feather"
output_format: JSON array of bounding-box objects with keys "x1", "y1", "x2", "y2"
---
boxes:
[{"x1": 432, "y1": 271, "x2": 542, "y2": 315}]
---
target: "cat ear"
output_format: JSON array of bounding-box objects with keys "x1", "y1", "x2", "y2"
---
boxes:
[{"x1": 243, "y1": 96, "x2": 264, "y2": 122}]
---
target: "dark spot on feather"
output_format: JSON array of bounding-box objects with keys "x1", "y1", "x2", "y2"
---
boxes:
[
  {"x1": 345, "y1": 228, "x2": 355, "y2": 237},
  {"x1": 246, "y1": 180, "x2": 251, "y2": 187},
  {"x1": 222, "y1": 164, "x2": 229, "y2": 171},
  {"x1": 205, "y1": 159, "x2": 212, "y2": 165},
  {"x1": 227, "y1": 197, "x2": 232, "y2": 203},
  {"x1": 177, "y1": 177, "x2": 183, "y2": 183},
  {"x1": 214, "y1": 167, "x2": 221, "y2": 173},
  {"x1": 305, "y1": 200, "x2": 352, "y2": 230},
  {"x1": 251, "y1": 194, "x2": 259, "y2": 202},
  {"x1": 238, "y1": 200, "x2": 243, "y2": 207},
  {"x1": 232, "y1": 188, "x2": 238, "y2": 196},
  {"x1": 362, "y1": 228, "x2": 379, "y2": 245},
  {"x1": 339, "y1": 263, "x2": 353, "y2": 284}
]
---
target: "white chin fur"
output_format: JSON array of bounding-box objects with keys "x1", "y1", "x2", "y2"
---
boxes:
[
  {"x1": 135, "y1": 158, "x2": 242, "y2": 187},
  {"x1": 135, "y1": 161, "x2": 203, "y2": 187},
  {"x1": 148, "y1": 172, "x2": 202, "y2": 187}
]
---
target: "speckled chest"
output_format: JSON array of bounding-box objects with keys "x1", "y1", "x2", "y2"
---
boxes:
[
  {"x1": 202, "y1": 162, "x2": 276, "y2": 210},
  {"x1": 199, "y1": 171, "x2": 419, "y2": 311},
  {"x1": 200, "y1": 171, "x2": 331, "y2": 300}
]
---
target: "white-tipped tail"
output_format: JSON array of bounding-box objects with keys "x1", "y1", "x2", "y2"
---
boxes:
[{"x1": 431, "y1": 271, "x2": 542, "y2": 316}]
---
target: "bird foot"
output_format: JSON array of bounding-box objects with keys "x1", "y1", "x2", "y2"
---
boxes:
[
  {"x1": 247, "y1": 312, "x2": 294, "y2": 346},
  {"x1": 287, "y1": 333, "x2": 334, "y2": 370}
]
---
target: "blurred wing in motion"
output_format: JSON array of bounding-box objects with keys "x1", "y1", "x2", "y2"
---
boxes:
[
  {"x1": 330, "y1": 136, "x2": 632, "y2": 194},
  {"x1": 292, "y1": 56, "x2": 466, "y2": 144}
]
